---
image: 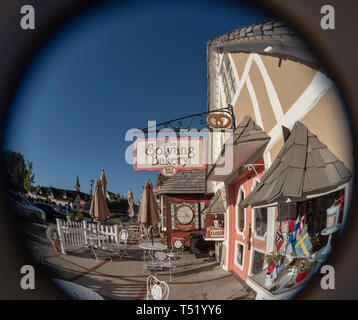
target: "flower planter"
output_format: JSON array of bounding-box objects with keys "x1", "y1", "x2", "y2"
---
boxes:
[
  {"x1": 296, "y1": 271, "x2": 308, "y2": 283},
  {"x1": 267, "y1": 263, "x2": 276, "y2": 274}
]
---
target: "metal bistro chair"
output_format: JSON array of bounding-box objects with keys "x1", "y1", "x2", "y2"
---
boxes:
[
  {"x1": 146, "y1": 251, "x2": 176, "y2": 282},
  {"x1": 146, "y1": 275, "x2": 169, "y2": 300},
  {"x1": 102, "y1": 229, "x2": 130, "y2": 260},
  {"x1": 168, "y1": 237, "x2": 186, "y2": 261}
]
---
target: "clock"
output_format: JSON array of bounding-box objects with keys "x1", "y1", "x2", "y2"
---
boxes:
[{"x1": 176, "y1": 205, "x2": 194, "y2": 225}]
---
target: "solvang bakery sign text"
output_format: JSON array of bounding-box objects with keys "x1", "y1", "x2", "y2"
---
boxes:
[{"x1": 134, "y1": 137, "x2": 206, "y2": 177}]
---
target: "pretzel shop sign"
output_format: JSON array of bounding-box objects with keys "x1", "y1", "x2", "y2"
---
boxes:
[{"x1": 133, "y1": 137, "x2": 206, "y2": 177}]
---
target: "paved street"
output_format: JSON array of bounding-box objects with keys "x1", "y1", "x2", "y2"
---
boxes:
[{"x1": 21, "y1": 221, "x2": 255, "y2": 300}]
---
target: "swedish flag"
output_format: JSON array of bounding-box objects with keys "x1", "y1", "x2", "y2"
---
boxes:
[{"x1": 295, "y1": 226, "x2": 312, "y2": 258}]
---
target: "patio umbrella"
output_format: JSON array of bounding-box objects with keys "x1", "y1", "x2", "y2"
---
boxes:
[
  {"x1": 138, "y1": 180, "x2": 159, "y2": 245},
  {"x1": 90, "y1": 179, "x2": 110, "y2": 224},
  {"x1": 100, "y1": 169, "x2": 108, "y2": 199},
  {"x1": 128, "y1": 188, "x2": 135, "y2": 218}
]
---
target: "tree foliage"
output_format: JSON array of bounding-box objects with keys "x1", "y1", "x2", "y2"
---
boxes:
[
  {"x1": 2, "y1": 150, "x2": 35, "y2": 192},
  {"x1": 108, "y1": 193, "x2": 129, "y2": 213}
]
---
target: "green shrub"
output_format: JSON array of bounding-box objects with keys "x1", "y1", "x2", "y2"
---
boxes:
[
  {"x1": 67, "y1": 213, "x2": 75, "y2": 221},
  {"x1": 128, "y1": 217, "x2": 138, "y2": 225},
  {"x1": 77, "y1": 212, "x2": 84, "y2": 221},
  {"x1": 46, "y1": 224, "x2": 59, "y2": 241}
]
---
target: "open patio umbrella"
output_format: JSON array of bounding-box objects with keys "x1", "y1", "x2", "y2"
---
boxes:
[
  {"x1": 128, "y1": 188, "x2": 135, "y2": 218},
  {"x1": 90, "y1": 179, "x2": 110, "y2": 224},
  {"x1": 100, "y1": 169, "x2": 108, "y2": 199},
  {"x1": 138, "y1": 180, "x2": 160, "y2": 245}
]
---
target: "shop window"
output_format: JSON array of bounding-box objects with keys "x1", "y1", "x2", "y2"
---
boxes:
[
  {"x1": 251, "y1": 250, "x2": 265, "y2": 275},
  {"x1": 236, "y1": 243, "x2": 244, "y2": 266},
  {"x1": 236, "y1": 188, "x2": 245, "y2": 232},
  {"x1": 277, "y1": 189, "x2": 345, "y2": 254},
  {"x1": 254, "y1": 207, "x2": 267, "y2": 237}
]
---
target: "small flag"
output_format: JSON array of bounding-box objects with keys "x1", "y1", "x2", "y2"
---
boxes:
[
  {"x1": 276, "y1": 226, "x2": 284, "y2": 252},
  {"x1": 299, "y1": 214, "x2": 306, "y2": 235},
  {"x1": 288, "y1": 216, "x2": 301, "y2": 252},
  {"x1": 270, "y1": 261, "x2": 281, "y2": 282},
  {"x1": 295, "y1": 226, "x2": 312, "y2": 258}
]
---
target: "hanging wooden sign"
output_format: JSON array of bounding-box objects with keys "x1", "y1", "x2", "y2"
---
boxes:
[{"x1": 133, "y1": 137, "x2": 206, "y2": 177}]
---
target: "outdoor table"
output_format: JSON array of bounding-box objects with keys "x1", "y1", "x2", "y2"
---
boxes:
[
  {"x1": 52, "y1": 279, "x2": 104, "y2": 300},
  {"x1": 139, "y1": 242, "x2": 168, "y2": 271},
  {"x1": 86, "y1": 234, "x2": 108, "y2": 261}
]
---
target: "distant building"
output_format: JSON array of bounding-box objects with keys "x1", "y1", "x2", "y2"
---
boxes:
[{"x1": 34, "y1": 176, "x2": 91, "y2": 209}]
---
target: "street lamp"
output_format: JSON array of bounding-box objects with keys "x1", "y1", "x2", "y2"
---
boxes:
[{"x1": 90, "y1": 179, "x2": 94, "y2": 197}]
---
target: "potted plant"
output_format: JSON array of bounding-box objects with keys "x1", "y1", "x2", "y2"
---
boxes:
[
  {"x1": 265, "y1": 252, "x2": 284, "y2": 274},
  {"x1": 295, "y1": 258, "x2": 317, "y2": 283},
  {"x1": 311, "y1": 233, "x2": 321, "y2": 253},
  {"x1": 46, "y1": 224, "x2": 61, "y2": 252}
]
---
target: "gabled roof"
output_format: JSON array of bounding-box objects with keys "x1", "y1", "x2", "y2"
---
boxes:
[
  {"x1": 241, "y1": 121, "x2": 352, "y2": 208},
  {"x1": 233, "y1": 115, "x2": 271, "y2": 144},
  {"x1": 35, "y1": 186, "x2": 90, "y2": 202},
  {"x1": 202, "y1": 190, "x2": 225, "y2": 214},
  {"x1": 158, "y1": 170, "x2": 207, "y2": 195},
  {"x1": 207, "y1": 115, "x2": 270, "y2": 179}
]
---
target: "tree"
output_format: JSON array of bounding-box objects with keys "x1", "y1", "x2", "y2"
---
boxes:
[
  {"x1": 108, "y1": 193, "x2": 128, "y2": 213},
  {"x1": 1, "y1": 150, "x2": 35, "y2": 192},
  {"x1": 24, "y1": 160, "x2": 35, "y2": 192}
]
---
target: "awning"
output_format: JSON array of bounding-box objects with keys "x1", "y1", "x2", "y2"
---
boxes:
[
  {"x1": 202, "y1": 190, "x2": 226, "y2": 214},
  {"x1": 241, "y1": 121, "x2": 352, "y2": 208},
  {"x1": 206, "y1": 116, "x2": 270, "y2": 181}
]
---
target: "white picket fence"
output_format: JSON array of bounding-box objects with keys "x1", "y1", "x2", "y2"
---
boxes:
[{"x1": 56, "y1": 219, "x2": 119, "y2": 254}]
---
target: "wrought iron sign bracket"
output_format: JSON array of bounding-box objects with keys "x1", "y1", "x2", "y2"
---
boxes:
[
  {"x1": 141, "y1": 105, "x2": 236, "y2": 133},
  {"x1": 244, "y1": 163, "x2": 268, "y2": 179}
]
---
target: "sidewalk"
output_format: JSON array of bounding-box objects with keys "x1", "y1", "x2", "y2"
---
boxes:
[{"x1": 23, "y1": 222, "x2": 255, "y2": 300}]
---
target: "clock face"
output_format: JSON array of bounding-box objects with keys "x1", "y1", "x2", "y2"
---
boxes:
[{"x1": 176, "y1": 205, "x2": 194, "y2": 225}]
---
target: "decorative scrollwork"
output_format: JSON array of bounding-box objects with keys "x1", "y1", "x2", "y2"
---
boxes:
[
  {"x1": 141, "y1": 105, "x2": 235, "y2": 133},
  {"x1": 244, "y1": 163, "x2": 268, "y2": 179}
]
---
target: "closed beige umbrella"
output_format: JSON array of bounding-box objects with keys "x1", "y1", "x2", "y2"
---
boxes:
[
  {"x1": 138, "y1": 180, "x2": 159, "y2": 245},
  {"x1": 128, "y1": 188, "x2": 135, "y2": 218},
  {"x1": 90, "y1": 179, "x2": 110, "y2": 224},
  {"x1": 100, "y1": 169, "x2": 108, "y2": 199}
]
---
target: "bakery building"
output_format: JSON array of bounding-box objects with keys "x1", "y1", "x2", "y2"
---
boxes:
[
  {"x1": 157, "y1": 170, "x2": 214, "y2": 251},
  {"x1": 205, "y1": 21, "x2": 353, "y2": 298}
]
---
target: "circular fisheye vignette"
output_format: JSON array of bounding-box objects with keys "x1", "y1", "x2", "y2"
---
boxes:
[{"x1": 0, "y1": 0, "x2": 351, "y2": 300}]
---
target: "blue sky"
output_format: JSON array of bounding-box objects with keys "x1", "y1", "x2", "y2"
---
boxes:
[{"x1": 4, "y1": 0, "x2": 268, "y2": 199}]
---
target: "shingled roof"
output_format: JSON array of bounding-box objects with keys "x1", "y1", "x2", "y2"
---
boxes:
[
  {"x1": 207, "y1": 21, "x2": 296, "y2": 48},
  {"x1": 207, "y1": 115, "x2": 270, "y2": 179},
  {"x1": 158, "y1": 170, "x2": 207, "y2": 195},
  {"x1": 233, "y1": 115, "x2": 271, "y2": 144},
  {"x1": 202, "y1": 190, "x2": 225, "y2": 214},
  {"x1": 241, "y1": 121, "x2": 352, "y2": 208}
]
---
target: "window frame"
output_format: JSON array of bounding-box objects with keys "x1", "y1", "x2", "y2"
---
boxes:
[{"x1": 235, "y1": 186, "x2": 246, "y2": 235}]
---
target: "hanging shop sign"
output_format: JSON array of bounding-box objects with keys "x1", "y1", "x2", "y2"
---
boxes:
[
  {"x1": 207, "y1": 113, "x2": 232, "y2": 129},
  {"x1": 133, "y1": 137, "x2": 206, "y2": 177},
  {"x1": 205, "y1": 227, "x2": 225, "y2": 241}
]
